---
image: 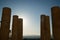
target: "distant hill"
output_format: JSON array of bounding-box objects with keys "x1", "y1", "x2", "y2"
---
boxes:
[
  {"x1": 23, "y1": 35, "x2": 40, "y2": 39},
  {"x1": 23, "y1": 36, "x2": 53, "y2": 40}
]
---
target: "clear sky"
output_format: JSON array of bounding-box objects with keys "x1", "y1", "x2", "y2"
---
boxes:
[{"x1": 0, "y1": 0, "x2": 60, "y2": 36}]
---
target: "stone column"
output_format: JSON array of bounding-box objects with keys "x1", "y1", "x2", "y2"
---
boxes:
[
  {"x1": 17, "y1": 18, "x2": 23, "y2": 40},
  {"x1": 0, "y1": 24, "x2": 1, "y2": 40},
  {"x1": 12, "y1": 15, "x2": 18, "y2": 40},
  {"x1": 45, "y1": 16, "x2": 50, "y2": 40},
  {"x1": 0, "y1": 7, "x2": 11, "y2": 40},
  {"x1": 51, "y1": 6, "x2": 60, "y2": 40},
  {"x1": 41, "y1": 15, "x2": 50, "y2": 40},
  {"x1": 41, "y1": 15, "x2": 46, "y2": 40}
]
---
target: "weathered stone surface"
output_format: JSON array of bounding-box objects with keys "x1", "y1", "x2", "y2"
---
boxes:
[
  {"x1": 17, "y1": 18, "x2": 23, "y2": 40},
  {"x1": 0, "y1": 7, "x2": 11, "y2": 40},
  {"x1": 51, "y1": 6, "x2": 60, "y2": 40},
  {"x1": 12, "y1": 15, "x2": 18, "y2": 40},
  {"x1": 41, "y1": 15, "x2": 50, "y2": 40}
]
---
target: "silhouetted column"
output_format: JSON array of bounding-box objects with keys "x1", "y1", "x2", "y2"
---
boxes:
[
  {"x1": 0, "y1": 7, "x2": 11, "y2": 40},
  {"x1": 17, "y1": 18, "x2": 23, "y2": 40},
  {"x1": 45, "y1": 16, "x2": 50, "y2": 40},
  {"x1": 12, "y1": 15, "x2": 18, "y2": 40},
  {"x1": 0, "y1": 24, "x2": 1, "y2": 40},
  {"x1": 51, "y1": 6, "x2": 60, "y2": 40},
  {"x1": 41, "y1": 15, "x2": 45, "y2": 40},
  {"x1": 41, "y1": 15, "x2": 50, "y2": 40}
]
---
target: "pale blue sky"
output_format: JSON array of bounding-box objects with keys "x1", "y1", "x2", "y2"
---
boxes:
[{"x1": 0, "y1": 0, "x2": 60, "y2": 36}]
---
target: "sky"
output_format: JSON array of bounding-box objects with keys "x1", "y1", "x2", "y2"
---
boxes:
[{"x1": 0, "y1": 0, "x2": 60, "y2": 36}]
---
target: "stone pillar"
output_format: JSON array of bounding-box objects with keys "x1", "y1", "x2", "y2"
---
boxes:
[
  {"x1": 17, "y1": 18, "x2": 23, "y2": 40},
  {"x1": 41, "y1": 15, "x2": 45, "y2": 40},
  {"x1": 51, "y1": 6, "x2": 60, "y2": 40},
  {"x1": 45, "y1": 16, "x2": 50, "y2": 40},
  {"x1": 0, "y1": 7, "x2": 11, "y2": 40},
  {"x1": 41, "y1": 15, "x2": 50, "y2": 40},
  {"x1": 0, "y1": 24, "x2": 1, "y2": 40},
  {"x1": 12, "y1": 15, "x2": 18, "y2": 40}
]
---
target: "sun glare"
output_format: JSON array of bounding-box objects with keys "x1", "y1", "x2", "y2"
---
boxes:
[{"x1": 19, "y1": 16, "x2": 28, "y2": 27}]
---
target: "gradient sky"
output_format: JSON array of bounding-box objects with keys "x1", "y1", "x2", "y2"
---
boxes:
[{"x1": 0, "y1": 0, "x2": 60, "y2": 36}]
